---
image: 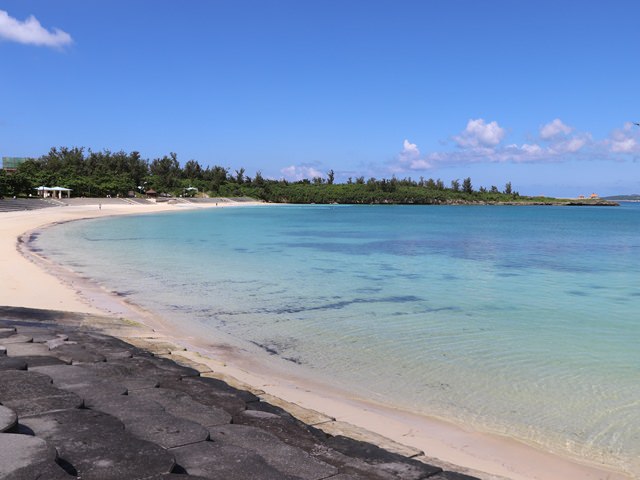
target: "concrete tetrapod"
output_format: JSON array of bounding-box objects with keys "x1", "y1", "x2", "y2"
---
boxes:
[
  {"x1": 0, "y1": 355, "x2": 66, "y2": 369},
  {"x1": 0, "y1": 357, "x2": 28, "y2": 371},
  {"x1": 90, "y1": 394, "x2": 210, "y2": 449},
  {"x1": 0, "y1": 327, "x2": 17, "y2": 338},
  {"x1": 20, "y1": 408, "x2": 176, "y2": 479},
  {"x1": 0, "y1": 370, "x2": 83, "y2": 417},
  {"x1": 30, "y1": 364, "x2": 128, "y2": 403},
  {"x1": 170, "y1": 440, "x2": 300, "y2": 480},
  {"x1": 129, "y1": 387, "x2": 232, "y2": 427},
  {"x1": 0, "y1": 406, "x2": 17, "y2": 433},
  {"x1": 208, "y1": 423, "x2": 338, "y2": 480},
  {"x1": 0, "y1": 433, "x2": 65, "y2": 480},
  {"x1": 159, "y1": 376, "x2": 256, "y2": 416},
  {"x1": 74, "y1": 361, "x2": 162, "y2": 392},
  {"x1": 0, "y1": 311, "x2": 484, "y2": 480}
]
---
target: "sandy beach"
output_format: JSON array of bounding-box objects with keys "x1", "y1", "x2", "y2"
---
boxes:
[{"x1": 0, "y1": 200, "x2": 631, "y2": 480}]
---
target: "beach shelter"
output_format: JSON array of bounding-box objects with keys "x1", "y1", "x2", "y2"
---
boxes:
[
  {"x1": 52, "y1": 187, "x2": 72, "y2": 198},
  {"x1": 35, "y1": 186, "x2": 51, "y2": 198},
  {"x1": 35, "y1": 186, "x2": 72, "y2": 199}
]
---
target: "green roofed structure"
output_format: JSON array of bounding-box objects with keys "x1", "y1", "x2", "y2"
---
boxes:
[{"x1": 2, "y1": 157, "x2": 30, "y2": 171}]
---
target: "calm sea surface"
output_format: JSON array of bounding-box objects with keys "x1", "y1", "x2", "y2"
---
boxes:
[{"x1": 36, "y1": 204, "x2": 640, "y2": 475}]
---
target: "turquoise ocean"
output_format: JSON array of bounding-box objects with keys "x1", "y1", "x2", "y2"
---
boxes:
[{"x1": 36, "y1": 204, "x2": 640, "y2": 475}]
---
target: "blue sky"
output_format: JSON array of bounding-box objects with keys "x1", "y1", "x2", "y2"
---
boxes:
[{"x1": 1, "y1": 1, "x2": 639, "y2": 196}]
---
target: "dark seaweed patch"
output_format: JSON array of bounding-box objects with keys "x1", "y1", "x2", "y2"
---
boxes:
[
  {"x1": 354, "y1": 287, "x2": 383, "y2": 294},
  {"x1": 441, "y1": 274, "x2": 459, "y2": 281},
  {"x1": 566, "y1": 290, "x2": 588, "y2": 297},
  {"x1": 271, "y1": 295, "x2": 423, "y2": 315},
  {"x1": 250, "y1": 340, "x2": 279, "y2": 356},
  {"x1": 496, "y1": 272, "x2": 520, "y2": 278}
]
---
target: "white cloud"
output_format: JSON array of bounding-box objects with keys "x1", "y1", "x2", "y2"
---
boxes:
[
  {"x1": 553, "y1": 136, "x2": 588, "y2": 154},
  {"x1": 540, "y1": 118, "x2": 573, "y2": 140},
  {"x1": 520, "y1": 143, "x2": 543, "y2": 155},
  {"x1": 610, "y1": 138, "x2": 636, "y2": 153},
  {"x1": 454, "y1": 119, "x2": 505, "y2": 148},
  {"x1": 606, "y1": 123, "x2": 639, "y2": 154},
  {"x1": 0, "y1": 10, "x2": 72, "y2": 48},
  {"x1": 400, "y1": 139, "x2": 420, "y2": 160},
  {"x1": 535, "y1": 119, "x2": 590, "y2": 155},
  {"x1": 488, "y1": 143, "x2": 546, "y2": 163},
  {"x1": 408, "y1": 159, "x2": 432, "y2": 170},
  {"x1": 281, "y1": 164, "x2": 324, "y2": 181},
  {"x1": 386, "y1": 121, "x2": 638, "y2": 174},
  {"x1": 390, "y1": 139, "x2": 433, "y2": 173}
]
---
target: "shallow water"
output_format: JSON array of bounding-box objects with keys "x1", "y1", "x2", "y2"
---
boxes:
[{"x1": 37, "y1": 203, "x2": 640, "y2": 475}]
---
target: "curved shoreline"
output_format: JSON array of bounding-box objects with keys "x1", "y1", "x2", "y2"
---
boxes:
[{"x1": 1, "y1": 203, "x2": 631, "y2": 480}]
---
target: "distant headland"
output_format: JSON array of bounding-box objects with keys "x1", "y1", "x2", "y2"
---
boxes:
[{"x1": 603, "y1": 194, "x2": 640, "y2": 201}]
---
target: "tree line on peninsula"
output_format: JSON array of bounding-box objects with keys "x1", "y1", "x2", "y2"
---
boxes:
[{"x1": 1, "y1": 146, "x2": 553, "y2": 204}]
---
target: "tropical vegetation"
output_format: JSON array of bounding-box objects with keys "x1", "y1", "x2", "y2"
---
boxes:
[{"x1": 0, "y1": 146, "x2": 595, "y2": 205}]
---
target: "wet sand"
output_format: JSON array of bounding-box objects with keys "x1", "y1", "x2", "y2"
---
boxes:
[{"x1": 0, "y1": 200, "x2": 631, "y2": 480}]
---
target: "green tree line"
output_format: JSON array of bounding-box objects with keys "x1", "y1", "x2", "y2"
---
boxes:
[
  {"x1": 1, "y1": 147, "x2": 232, "y2": 198},
  {"x1": 1, "y1": 146, "x2": 538, "y2": 204}
]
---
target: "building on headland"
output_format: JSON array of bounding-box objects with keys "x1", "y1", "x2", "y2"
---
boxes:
[
  {"x1": 590, "y1": 193, "x2": 599, "y2": 199},
  {"x1": 2, "y1": 157, "x2": 30, "y2": 172}
]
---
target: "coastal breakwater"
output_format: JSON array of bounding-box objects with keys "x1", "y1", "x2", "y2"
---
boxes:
[{"x1": 0, "y1": 306, "x2": 485, "y2": 480}]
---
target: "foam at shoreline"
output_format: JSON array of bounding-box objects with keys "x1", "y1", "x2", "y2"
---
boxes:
[{"x1": 1, "y1": 201, "x2": 631, "y2": 480}]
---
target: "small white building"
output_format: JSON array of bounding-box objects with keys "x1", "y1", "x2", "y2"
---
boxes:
[{"x1": 35, "y1": 186, "x2": 72, "y2": 199}]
